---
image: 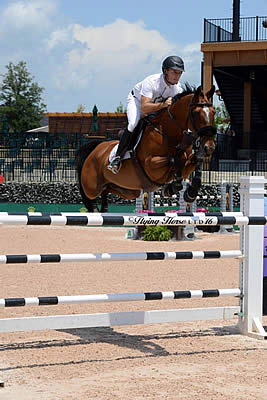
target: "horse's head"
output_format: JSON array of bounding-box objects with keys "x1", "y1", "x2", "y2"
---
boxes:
[
  {"x1": 168, "y1": 84, "x2": 216, "y2": 161},
  {"x1": 188, "y1": 85, "x2": 216, "y2": 158}
]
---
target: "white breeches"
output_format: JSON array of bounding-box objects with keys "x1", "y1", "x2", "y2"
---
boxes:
[{"x1": 126, "y1": 92, "x2": 141, "y2": 132}]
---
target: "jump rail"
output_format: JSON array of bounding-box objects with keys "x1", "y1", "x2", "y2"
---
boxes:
[
  {"x1": 0, "y1": 250, "x2": 242, "y2": 264},
  {"x1": 0, "y1": 214, "x2": 266, "y2": 226},
  {"x1": 0, "y1": 288, "x2": 241, "y2": 307},
  {"x1": 0, "y1": 211, "x2": 243, "y2": 217}
]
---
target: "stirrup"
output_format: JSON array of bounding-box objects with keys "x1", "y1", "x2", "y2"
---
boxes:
[{"x1": 107, "y1": 157, "x2": 122, "y2": 174}]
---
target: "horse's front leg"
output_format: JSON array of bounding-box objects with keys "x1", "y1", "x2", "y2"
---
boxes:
[
  {"x1": 183, "y1": 164, "x2": 202, "y2": 203},
  {"x1": 162, "y1": 177, "x2": 183, "y2": 197},
  {"x1": 100, "y1": 189, "x2": 109, "y2": 213}
]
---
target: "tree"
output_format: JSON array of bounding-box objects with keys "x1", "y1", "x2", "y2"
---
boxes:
[
  {"x1": 0, "y1": 61, "x2": 47, "y2": 132},
  {"x1": 115, "y1": 102, "x2": 126, "y2": 113},
  {"x1": 214, "y1": 102, "x2": 230, "y2": 129},
  {"x1": 76, "y1": 104, "x2": 86, "y2": 113}
]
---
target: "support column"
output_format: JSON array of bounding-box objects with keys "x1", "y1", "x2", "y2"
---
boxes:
[
  {"x1": 202, "y1": 52, "x2": 213, "y2": 93},
  {"x1": 242, "y1": 81, "x2": 252, "y2": 150},
  {"x1": 238, "y1": 176, "x2": 266, "y2": 339}
]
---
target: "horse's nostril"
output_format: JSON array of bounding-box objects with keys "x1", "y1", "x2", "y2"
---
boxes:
[{"x1": 204, "y1": 145, "x2": 214, "y2": 155}]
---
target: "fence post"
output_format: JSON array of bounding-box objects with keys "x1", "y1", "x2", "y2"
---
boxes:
[
  {"x1": 238, "y1": 175, "x2": 266, "y2": 339},
  {"x1": 256, "y1": 16, "x2": 259, "y2": 41},
  {"x1": 204, "y1": 18, "x2": 207, "y2": 42}
]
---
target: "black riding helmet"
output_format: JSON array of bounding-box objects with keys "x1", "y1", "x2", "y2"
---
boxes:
[{"x1": 162, "y1": 55, "x2": 185, "y2": 73}]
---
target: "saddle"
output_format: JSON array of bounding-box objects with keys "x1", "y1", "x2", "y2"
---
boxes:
[{"x1": 110, "y1": 118, "x2": 148, "y2": 162}]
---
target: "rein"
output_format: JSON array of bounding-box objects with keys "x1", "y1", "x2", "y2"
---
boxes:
[{"x1": 143, "y1": 117, "x2": 167, "y2": 138}]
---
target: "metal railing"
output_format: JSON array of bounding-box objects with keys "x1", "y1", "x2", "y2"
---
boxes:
[
  {"x1": 0, "y1": 132, "x2": 266, "y2": 184},
  {"x1": 0, "y1": 148, "x2": 77, "y2": 183},
  {"x1": 0, "y1": 148, "x2": 267, "y2": 184},
  {"x1": 204, "y1": 16, "x2": 267, "y2": 42},
  {"x1": 0, "y1": 131, "x2": 109, "y2": 150}
]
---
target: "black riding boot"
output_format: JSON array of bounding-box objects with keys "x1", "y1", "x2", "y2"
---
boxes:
[{"x1": 108, "y1": 129, "x2": 132, "y2": 174}]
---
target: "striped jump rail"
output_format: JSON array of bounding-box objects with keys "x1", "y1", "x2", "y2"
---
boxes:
[
  {"x1": 0, "y1": 250, "x2": 242, "y2": 264},
  {"x1": 0, "y1": 214, "x2": 266, "y2": 226},
  {"x1": 0, "y1": 288, "x2": 241, "y2": 307},
  {"x1": 0, "y1": 211, "x2": 244, "y2": 217}
]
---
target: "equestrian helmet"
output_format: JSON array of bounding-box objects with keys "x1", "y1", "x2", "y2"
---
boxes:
[{"x1": 162, "y1": 56, "x2": 185, "y2": 72}]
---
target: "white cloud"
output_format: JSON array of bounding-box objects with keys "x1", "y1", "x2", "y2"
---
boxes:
[
  {"x1": 179, "y1": 42, "x2": 202, "y2": 87},
  {"x1": 72, "y1": 19, "x2": 171, "y2": 54},
  {"x1": 48, "y1": 18, "x2": 176, "y2": 91},
  {"x1": 45, "y1": 25, "x2": 74, "y2": 50},
  {"x1": 1, "y1": 0, "x2": 58, "y2": 32},
  {"x1": 183, "y1": 42, "x2": 201, "y2": 54}
]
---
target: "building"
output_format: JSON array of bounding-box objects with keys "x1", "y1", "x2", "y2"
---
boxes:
[
  {"x1": 45, "y1": 106, "x2": 127, "y2": 141},
  {"x1": 201, "y1": 0, "x2": 267, "y2": 159}
]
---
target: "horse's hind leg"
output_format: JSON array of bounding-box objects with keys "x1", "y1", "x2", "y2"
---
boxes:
[
  {"x1": 79, "y1": 184, "x2": 100, "y2": 212},
  {"x1": 80, "y1": 155, "x2": 107, "y2": 212},
  {"x1": 100, "y1": 190, "x2": 109, "y2": 213}
]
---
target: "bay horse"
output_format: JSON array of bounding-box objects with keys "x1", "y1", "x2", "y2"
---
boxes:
[{"x1": 75, "y1": 84, "x2": 216, "y2": 212}]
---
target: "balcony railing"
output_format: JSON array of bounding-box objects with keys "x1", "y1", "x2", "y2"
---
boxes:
[{"x1": 204, "y1": 16, "x2": 267, "y2": 43}]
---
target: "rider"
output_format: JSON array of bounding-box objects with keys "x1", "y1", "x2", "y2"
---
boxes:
[{"x1": 107, "y1": 55, "x2": 184, "y2": 174}]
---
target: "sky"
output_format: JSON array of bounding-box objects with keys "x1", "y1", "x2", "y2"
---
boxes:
[{"x1": 0, "y1": 0, "x2": 266, "y2": 114}]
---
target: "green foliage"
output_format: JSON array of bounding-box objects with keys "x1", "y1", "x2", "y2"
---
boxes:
[
  {"x1": 0, "y1": 61, "x2": 47, "y2": 132},
  {"x1": 116, "y1": 101, "x2": 126, "y2": 113},
  {"x1": 214, "y1": 102, "x2": 229, "y2": 129},
  {"x1": 142, "y1": 225, "x2": 172, "y2": 241},
  {"x1": 77, "y1": 104, "x2": 86, "y2": 113}
]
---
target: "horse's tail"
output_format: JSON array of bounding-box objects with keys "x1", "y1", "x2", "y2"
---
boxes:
[{"x1": 74, "y1": 139, "x2": 103, "y2": 211}]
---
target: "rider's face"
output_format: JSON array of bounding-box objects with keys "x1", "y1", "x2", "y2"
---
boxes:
[{"x1": 165, "y1": 68, "x2": 182, "y2": 84}]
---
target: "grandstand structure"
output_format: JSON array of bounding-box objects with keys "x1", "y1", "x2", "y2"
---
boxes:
[{"x1": 201, "y1": 0, "x2": 267, "y2": 163}]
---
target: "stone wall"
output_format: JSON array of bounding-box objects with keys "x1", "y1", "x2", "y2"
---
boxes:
[{"x1": 0, "y1": 182, "x2": 240, "y2": 208}]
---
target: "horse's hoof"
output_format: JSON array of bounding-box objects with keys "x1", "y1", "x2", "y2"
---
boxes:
[
  {"x1": 162, "y1": 182, "x2": 182, "y2": 197},
  {"x1": 162, "y1": 186, "x2": 170, "y2": 197},
  {"x1": 183, "y1": 189, "x2": 196, "y2": 203}
]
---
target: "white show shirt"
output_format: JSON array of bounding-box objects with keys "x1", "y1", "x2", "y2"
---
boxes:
[
  {"x1": 126, "y1": 73, "x2": 183, "y2": 132},
  {"x1": 132, "y1": 73, "x2": 183, "y2": 103}
]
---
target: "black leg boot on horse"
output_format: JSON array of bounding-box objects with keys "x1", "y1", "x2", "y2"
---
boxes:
[
  {"x1": 183, "y1": 165, "x2": 202, "y2": 203},
  {"x1": 162, "y1": 132, "x2": 194, "y2": 198},
  {"x1": 107, "y1": 129, "x2": 132, "y2": 174}
]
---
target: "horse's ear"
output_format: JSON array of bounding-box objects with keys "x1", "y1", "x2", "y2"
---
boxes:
[
  {"x1": 196, "y1": 86, "x2": 202, "y2": 97},
  {"x1": 205, "y1": 85, "x2": 215, "y2": 101},
  {"x1": 192, "y1": 86, "x2": 203, "y2": 102}
]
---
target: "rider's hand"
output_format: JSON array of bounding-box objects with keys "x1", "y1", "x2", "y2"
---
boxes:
[{"x1": 162, "y1": 97, "x2": 172, "y2": 108}]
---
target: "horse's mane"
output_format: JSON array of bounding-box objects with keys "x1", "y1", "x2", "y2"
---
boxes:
[{"x1": 172, "y1": 82, "x2": 197, "y2": 104}]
